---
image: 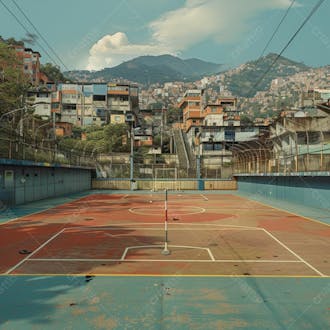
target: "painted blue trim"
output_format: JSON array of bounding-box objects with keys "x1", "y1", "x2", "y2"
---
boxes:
[
  {"x1": 94, "y1": 178, "x2": 234, "y2": 181},
  {"x1": 235, "y1": 171, "x2": 330, "y2": 177}
]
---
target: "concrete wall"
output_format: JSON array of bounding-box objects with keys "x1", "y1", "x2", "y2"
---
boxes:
[
  {"x1": 236, "y1": 175, "x2": 330, "y2": 210},
  {"x1": 92, "y1": 179, "x2": 237, "y2": 191},
  {"x1": 0, "y1": 162, "x2": 92, "y2": 206}
]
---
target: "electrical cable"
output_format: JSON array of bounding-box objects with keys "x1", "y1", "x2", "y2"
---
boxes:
[
  {"x1": 11, "y1": 0, "x2": 69, "y2": 71},
  {"x1": 258, "y1": 0, "x2": 296, "y2": 59},
  {"x1": 248, "y1": 0, "x2": 326, "y2": 96},
  {"x1": 0, "y1": 0, "x2": 60, "y2": 67}
]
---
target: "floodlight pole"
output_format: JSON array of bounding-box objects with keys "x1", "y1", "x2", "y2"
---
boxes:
[{"x1": 162, "y1": 189, "x2": 170, "y2": 255}]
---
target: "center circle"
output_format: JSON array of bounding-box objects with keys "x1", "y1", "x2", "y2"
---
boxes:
[{"x1": 129, "y1": 206, "x2": 205, "y2": 216}]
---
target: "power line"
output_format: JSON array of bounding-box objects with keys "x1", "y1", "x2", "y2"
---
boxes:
[
  {"x1": 248, "y1": 0, "x2": 326, "y2": 96},
  {"x1": 258, "y1": 0, "x2": 296, "y2": 59},
  {"x1": 0, "y1": 0, "x2": 60, "y2": 67},
  {"x1": 10, "y1": 0, "x2": 69, "y2": 71}
]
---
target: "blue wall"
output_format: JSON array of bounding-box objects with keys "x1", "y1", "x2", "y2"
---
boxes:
[
  {"x1": 237, "y1": 175, "x2": 330, "y2": 210},
  {"x1": 0, "y1": 163, "x2": 92, "y2": 206}
]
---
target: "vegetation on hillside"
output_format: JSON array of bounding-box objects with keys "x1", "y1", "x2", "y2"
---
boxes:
[
  {"x1": 0, "y1": 41, "x2": 30, "y2": 113},
  {"x1": 224, "y1": 53, "x2": 308, "y2": 98},
  {"x1": 40, "y1": 63, "x2": 71, "y2": 83}
]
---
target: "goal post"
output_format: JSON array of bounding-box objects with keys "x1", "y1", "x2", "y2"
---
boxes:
[{"x1": 153, "y1": 167, "x2": 179, "y2": 191}]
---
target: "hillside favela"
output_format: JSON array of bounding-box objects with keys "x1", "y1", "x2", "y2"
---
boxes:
[{"x1": 0, "y1": 1, "x2": 329, "y2": 329}]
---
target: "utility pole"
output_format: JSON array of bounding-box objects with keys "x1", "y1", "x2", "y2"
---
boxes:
[{"x1": 130, "y1": 122, "x2": 134, "y2": 190}]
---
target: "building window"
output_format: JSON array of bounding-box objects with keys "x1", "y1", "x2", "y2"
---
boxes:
[
  {"x1": 93, "y1": 95, "x2": 106, "y2": 101},
  {"x1": 119, "y1": 96, "x2": 128, "y2": 102},
  {"x1": 63, "y1": 104, "x2": 76, "y2": 110}
]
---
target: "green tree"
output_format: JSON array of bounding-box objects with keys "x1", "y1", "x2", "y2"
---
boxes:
[
  {"x1": 167, "y1": 106, "x2": 182, "y2": 124},
  {"x1": 103, "y1": 123, "x2": 129, "y2": 152},
  {"x1": 240, "y1": 114, "x2": 254, "y2": 126},
  {"x1": 40, "y1": 62, "x2": 70, "y2": 83},
  {"x1": 0, "y1": 41, "x2": 30, "y2": 113}
]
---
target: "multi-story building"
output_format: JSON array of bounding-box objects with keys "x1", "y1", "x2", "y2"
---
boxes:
[
  {"x1": 178, "y1": 89, "x2": 205, "y2": 133},
  {"x1": 14, "y1": 45, "x2": 42, "y2": 86},
  {"x1": 58, "y1": 84, "x2": 79, "y2": 125},
  {"x1": 178, "y1": 90, "x2": 263, "y2": 168},
  {"x1": 30, "y1": 82, "x2": 139, "y2": 128},
  {"x1": 107, "y1": 83, "x2": 139, "y2": 123}
]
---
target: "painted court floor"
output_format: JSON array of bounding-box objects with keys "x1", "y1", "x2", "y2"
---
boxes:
[{"x1": 0, "y1": 190, "x2": 329, "y2": 329}]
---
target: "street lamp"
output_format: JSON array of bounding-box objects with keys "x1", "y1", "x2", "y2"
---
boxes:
[{"x1": 0, "y1": 107, "x2": 25, "y2": 122}]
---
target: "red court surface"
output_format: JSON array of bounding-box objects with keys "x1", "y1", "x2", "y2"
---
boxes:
[{"x1": 1, "y1": 193, "x2": 329, "y2": 277}]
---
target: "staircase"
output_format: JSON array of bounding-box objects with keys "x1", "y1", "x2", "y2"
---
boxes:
[{"x1": 172, "y1": 128, "x2": 196, "y2": 176}]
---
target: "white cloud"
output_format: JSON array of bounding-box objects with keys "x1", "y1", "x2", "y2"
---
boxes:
[
  {"x1": 150, "y1": 0, "x2": 299, "y2": 50},
  {"x1": 86, "y1": 32, "x2": 171, "y2": 70},
  {"x1": 86, "y1": 0, "x2": 300, "y2": 70}
]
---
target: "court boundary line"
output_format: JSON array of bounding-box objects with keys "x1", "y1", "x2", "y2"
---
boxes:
[
  {"x1": 63, "y1": 226, "x2": 258, "y2": 232},
  {"x1": 3, "y1": 204, "x2": 327, "y2": 277},
  {"x1": 8, "y1": 225, "x2": 310, "y2": 274},
  {"x1": 262, "y1": 228, "x2": 325, "y2": 277},
  {"x1": 62, "y1": 223, "x2": 261, "y2": 231},
  {"x1": 5, "y1": 228, "x2": 66, "y2": 275},
  {"x1": 2, "y1": 224, "x2": 261, "y2": 274},
  {"x1": 6, "y1": 224, "x2": 303, "y2": 274},
  {"x1": 28, "y1": 258, "x2": 302, "y2": 263}
]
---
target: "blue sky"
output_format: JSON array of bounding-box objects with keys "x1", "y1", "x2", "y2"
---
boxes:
[{"x1": 0, "y1": 0, "x2": 329, "y2": 71}]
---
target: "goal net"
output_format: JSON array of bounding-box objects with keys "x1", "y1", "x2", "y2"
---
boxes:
[{"x1": 153, "y1": 167, "x2": 179, "y2": 191}]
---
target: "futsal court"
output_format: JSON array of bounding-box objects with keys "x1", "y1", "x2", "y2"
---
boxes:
[{"x1": 1, "y1": 191, "x2": 329, "y2": 277}]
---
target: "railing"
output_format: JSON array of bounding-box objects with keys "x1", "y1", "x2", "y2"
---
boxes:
[{"x1": 173, "y1": 128, "x2": 190, "y2": 171}]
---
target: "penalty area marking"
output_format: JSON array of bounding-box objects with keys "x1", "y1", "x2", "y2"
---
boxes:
[{"x1": 120, "y1": 245, "x2": 215, "y2": 261}]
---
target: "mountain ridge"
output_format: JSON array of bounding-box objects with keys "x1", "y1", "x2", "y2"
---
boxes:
[{"x1": 65, "y1": 54, "x2": 223, "y2": 84}]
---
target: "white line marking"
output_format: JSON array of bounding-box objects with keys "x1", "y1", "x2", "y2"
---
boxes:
[
  {"x1": 262, "y1": 229, "x2": 325, "y2": 277},
  {"x1": 103, "y1": 233, "x2": 126, "y2": 237},
  {"x1": 5, "y1": 228, "x2": 66, "y2": 274},
  {"x1": 62, "y1": 223, "x2": 261, "y2": 231},
  {"x1": 28, "y1": 258, "x2": 303, "y2": 263},
  {"x1": 128, "y1": 207, "x2": 206, "y2": 216},
  {"x1": 64, "y1": 226, "x2": 256, "y2": 232},
  {"x1": 121, "y1": 245, "x2": 215, "y2": 261},
  {"x1": 200, "y1": 194, "x2": 208, "y2": 201},
  {"x1": 207, "y1": 248, "x2": 215, "y2": 261}
]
